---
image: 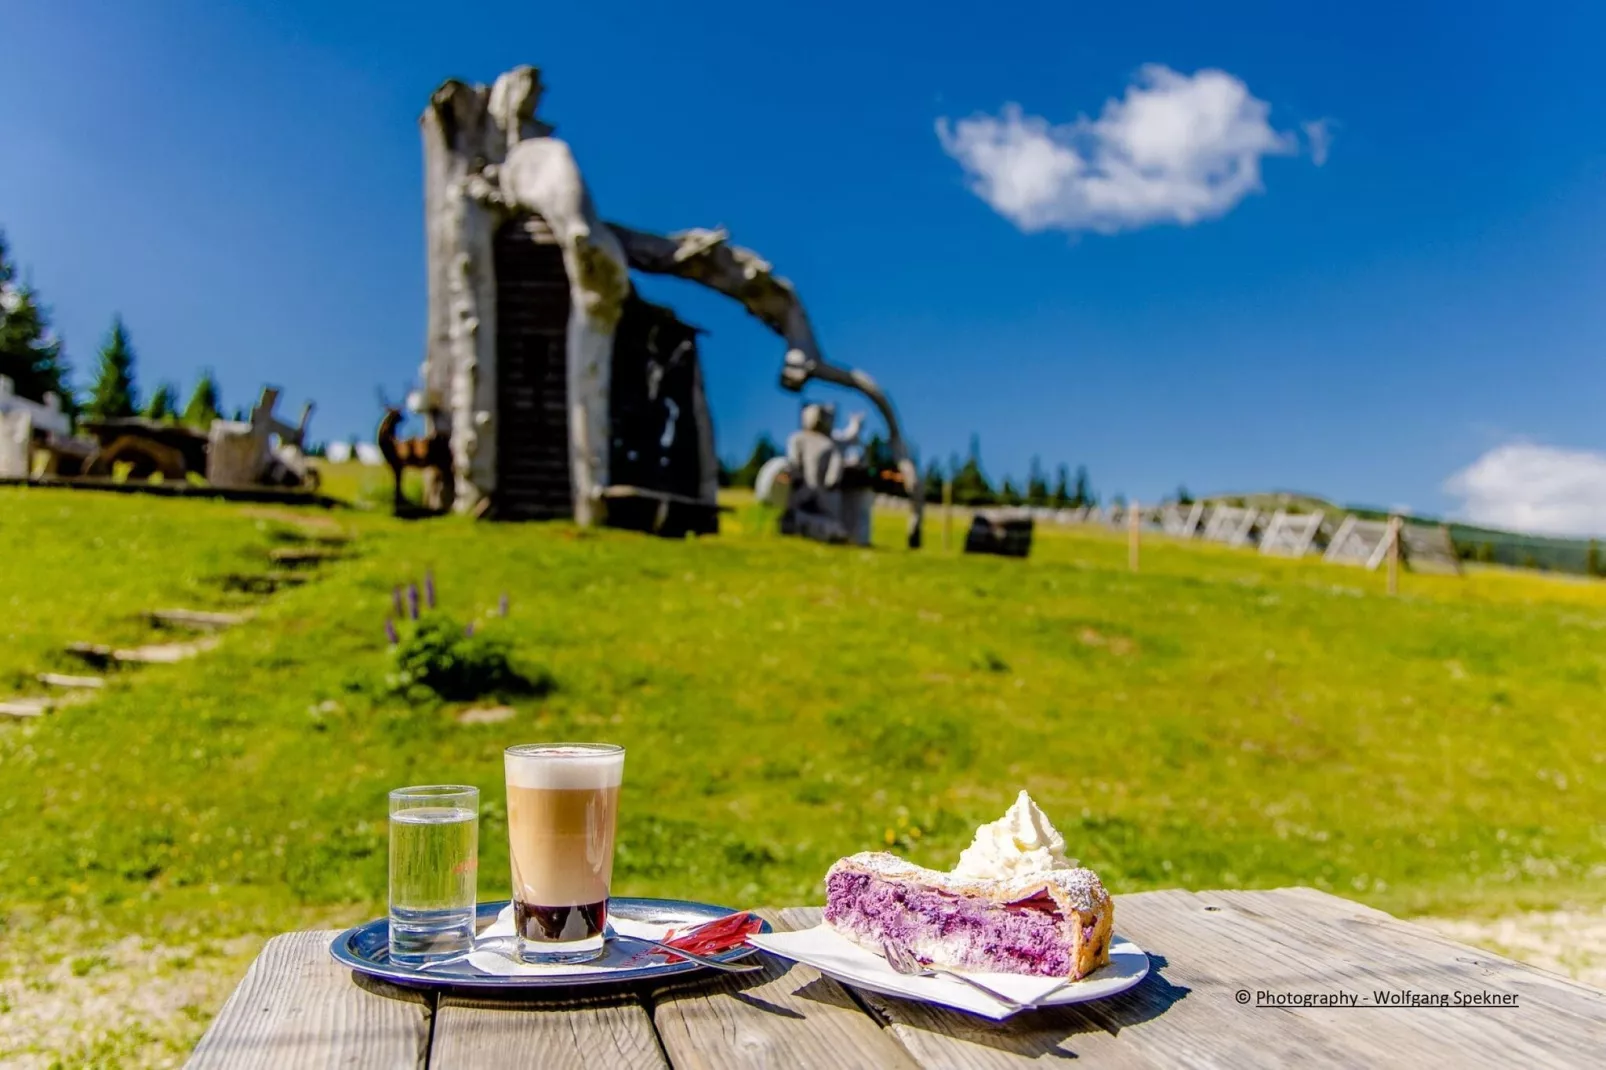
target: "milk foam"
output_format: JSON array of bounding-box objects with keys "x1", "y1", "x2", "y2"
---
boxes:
[{"x1": 504, "y1": 745, "x2": 624, "y2": 789}]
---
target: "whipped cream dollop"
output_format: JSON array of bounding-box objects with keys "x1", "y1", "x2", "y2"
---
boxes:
[{"x1": 952, "y1": 790, "x2": 1077, "y2": 880}]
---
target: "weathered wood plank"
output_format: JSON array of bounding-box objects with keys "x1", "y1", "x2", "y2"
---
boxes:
[
  {"x1": 650, "y1": 908, "x2": 916, "y2": 1070},
  {"x1": 1084, "y1": 888, "x2": 1497, "y2": 1068},
  {"x1": 186, "y1": 930, "x2": 430, "y2": 1069},
  {"x1": 1212, "y1": 889, "x2": 1606, "y2": 1063},
  {"x1": 196, "y1": 891, "x2": 1606, "y2": 1070},
  {"x1": 780, "y1": 890, "x2": 1606, "y2": 1068},
  {"x1": 430, "y1": 992, "x2": 666, "y2": 1070}
]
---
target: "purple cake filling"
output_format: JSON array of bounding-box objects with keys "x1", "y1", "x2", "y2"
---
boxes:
[{"x1": 825, "y1": 870, "x2": 1080, "y2": 977}]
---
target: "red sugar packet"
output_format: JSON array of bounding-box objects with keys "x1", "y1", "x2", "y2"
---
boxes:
[{"x1": 658, "y1": 912, "x2": 764, "y2": 960}]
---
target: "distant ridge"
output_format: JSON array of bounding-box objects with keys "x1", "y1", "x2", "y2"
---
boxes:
[{"x1": 1197, "y1": 490, "x2": 1602, "y2": 577}]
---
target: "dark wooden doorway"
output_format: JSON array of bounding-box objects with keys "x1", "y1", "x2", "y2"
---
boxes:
[
  {"x1": 609, "y1": 294, "x2": 707, "y2": 500},
  {"x1": 493, "y1": 215, "x2": 572, "y2": 519}
]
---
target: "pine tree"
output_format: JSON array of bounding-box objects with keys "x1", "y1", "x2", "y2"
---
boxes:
[
  {"x1": 863, "y1": 432, "x2": 896, "y2": 476},
  {"x1": 1071, "y1": 465, "x2": 1093, "y2": 508},
  {"x1": 1026, "y1": 456, "x2": 1050, "y2": 506},
  {"x1": 999, "y1": 477, "x2": 1024, "y2": 506},
  {"x1": 950, "y1": 434, "x2": 994, "y2": 505},
  {"x1": 0, "y1": 231, "x2": 75, "y2": 413},
  {"x1": 1051, "y1": 464, "x2": 1072, "y2": 508},
  {"x1": 1176, "y1": 484, "x2": 1194, "y2": 505},
  {"x1": 145, "y1": 382, "x2": 179, "y2": 422},
  {"x1": 86, "y1": 316, "x2": 139, "y2": 421},
  {"x1": 182, "y1": 370, "x2": 222, "y2": 428},
  {"x1": 922, "y1": 457, "x2": 945, "y2": 503},
  {"x1": 731, "y1": 433, "x2": 780, "y2": 488}
]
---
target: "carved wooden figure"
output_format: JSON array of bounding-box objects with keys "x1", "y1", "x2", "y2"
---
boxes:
[{"x1": 417, "y1": 66, "x2": 924, "y2": 545}]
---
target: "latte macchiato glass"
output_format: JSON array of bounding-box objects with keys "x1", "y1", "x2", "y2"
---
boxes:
[{"x1": 503, "y1": 743, "x2": 624, "y2": 964}]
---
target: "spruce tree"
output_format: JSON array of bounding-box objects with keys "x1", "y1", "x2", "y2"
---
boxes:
[
  {"x1": 863, "y1": 432, "x2": 896, "y2": 476},
  {"x1": 1052, "y1": 464, "x2": 1072, "y2": 508},
  {"x1": 999, "y1": 477, "x2": 1024, "y2": 507},
  {"x1": 922, "y1": 457, "x2": 944, "y2": 503},
  {"x1": 950, "y1": 434, "x2": 994, "y2": 505},
  {"x1": 145, "y1": 382, "x2": 179, "y2": 422},
  {"x1": 86, "y1": 316, "x2": 139, "y2": 421},
  {"x1": 0, "y1": 231, "x2": 75, "y2": 412},
  {"x1": 731, "y1": 433, "x2": 780, "y2": 488},
  {"x1": 182, "y1": 370, "x2": 223, "y2": 429},
  {"x1": 1026, "y1": 456, "x2": 1050, "y2": 506},
  {"x1": 1071, "y1": 465, "x2": 1093, "y2": 508}
]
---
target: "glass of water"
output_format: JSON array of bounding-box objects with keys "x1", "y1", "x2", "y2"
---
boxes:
[{"x1": 388, "y1": 784, "x2": 479, "y2": 965}]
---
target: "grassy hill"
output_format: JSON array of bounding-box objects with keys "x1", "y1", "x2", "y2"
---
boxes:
[{"x1": 4, "y1": 479, "x2": 1606, "y2": 1060}]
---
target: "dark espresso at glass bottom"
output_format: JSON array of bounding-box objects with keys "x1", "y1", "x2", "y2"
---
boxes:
[{"x1": 513, "y1": 899, "x2": 608, "y2": 943}]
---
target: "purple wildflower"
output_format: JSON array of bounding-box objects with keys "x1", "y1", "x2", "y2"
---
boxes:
[
  {"x1": 464, "y1": 621, "x2": 476, "y2": 638},
  {"x1": 392, "y1": 586, "x2": 404, "y2": 617},
  {"x1": 425, "y1": 570, "x2": 436, "y2": 609},
  {"x1": 499, "y1": 592, "x2": 510, "y2": 618},
  {"x1": 385, "y1": 618, "x2": 398, "y2": 646},
  {"x1": 407, "y1": 583, "x2": 420, "y2": 621}
]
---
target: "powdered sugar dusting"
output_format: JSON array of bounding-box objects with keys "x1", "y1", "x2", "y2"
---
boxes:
[{"x1": 832, "y1": 852, "x2": 1110, "y2": 914}]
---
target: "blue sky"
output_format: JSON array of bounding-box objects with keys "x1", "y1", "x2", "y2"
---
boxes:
[{"x1": 5, "y1": 1, "x2": 1606, "y2": 529}]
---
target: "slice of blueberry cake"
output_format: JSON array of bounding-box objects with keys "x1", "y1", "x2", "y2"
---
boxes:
[
  {"x1": 823, "y1": 853, "x2": 1114, "y2": 978},
  {"x1": 823, "y1": 791, "x2": 1114, "y2": 979}
]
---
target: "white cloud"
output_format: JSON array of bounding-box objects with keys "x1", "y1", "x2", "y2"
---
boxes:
[
  {"x1": 936, "y1": 65, "x2": 1310, "y2": 234},
  {"x1": 1302, "y1": 119, "x2": 1333, "y2": 167},
  {"x1": 1445, "y1": 442, "x2": 1606, "y2": 537}
]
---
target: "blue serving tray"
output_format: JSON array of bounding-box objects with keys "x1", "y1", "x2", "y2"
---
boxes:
[{"x1": 329, "y1": 897, "x2": 769, "y2": 990}]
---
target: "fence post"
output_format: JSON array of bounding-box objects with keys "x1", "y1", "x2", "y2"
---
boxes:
[
  {"x1": 1386, "y1": 515, "x2": 1402, "y2": 596},
  {"x1": 1129, "y1": 500, "x2": 1141, "y2": 572},
  {"x1": 942, "y1": 479, "x2": 953, "y2": 552}
]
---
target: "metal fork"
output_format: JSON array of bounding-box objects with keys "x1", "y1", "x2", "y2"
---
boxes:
[{"x1": 880, "y1": 941, "x2": 1035, "y2": 1011}]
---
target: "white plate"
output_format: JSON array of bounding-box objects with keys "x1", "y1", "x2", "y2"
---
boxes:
[{"x1": 749, "y1": 925, "x2": 1149, "y2": 1020}]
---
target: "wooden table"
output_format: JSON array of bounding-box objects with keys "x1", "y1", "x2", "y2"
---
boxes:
[{"x1": 187, "y1": 887, "x2": 1606, "y2": 1068}]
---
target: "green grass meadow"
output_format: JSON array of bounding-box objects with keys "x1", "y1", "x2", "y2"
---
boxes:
[{"x1": 2, "y1": 470, "x2": 1604, "y2": 1060}]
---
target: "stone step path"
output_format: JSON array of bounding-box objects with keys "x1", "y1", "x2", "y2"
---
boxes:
[
  {"x1": 216, "y1": 572, "x2": 308, "y2": 595},
  {"x1": 1, "y1": 691, "x2": 95, "y2": 719},
  {"x1": 66, "y1": 636, "x2": 221, "y2": 668},
  {"x1": 268, "y1": 546, "x2": 347, "y2": 567},
  {"x1": 5, "y1": 523, "x2": 352, "y2": 722},
  {"x1": 150, "y1": 608, "x2": 249, "y2": 630},
  {"x1": 37, "y1": 673, "x2": 105, "y2": 690},
  {"x1": 0, "y1": 697, "x2": 50, "y2": 718}
]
